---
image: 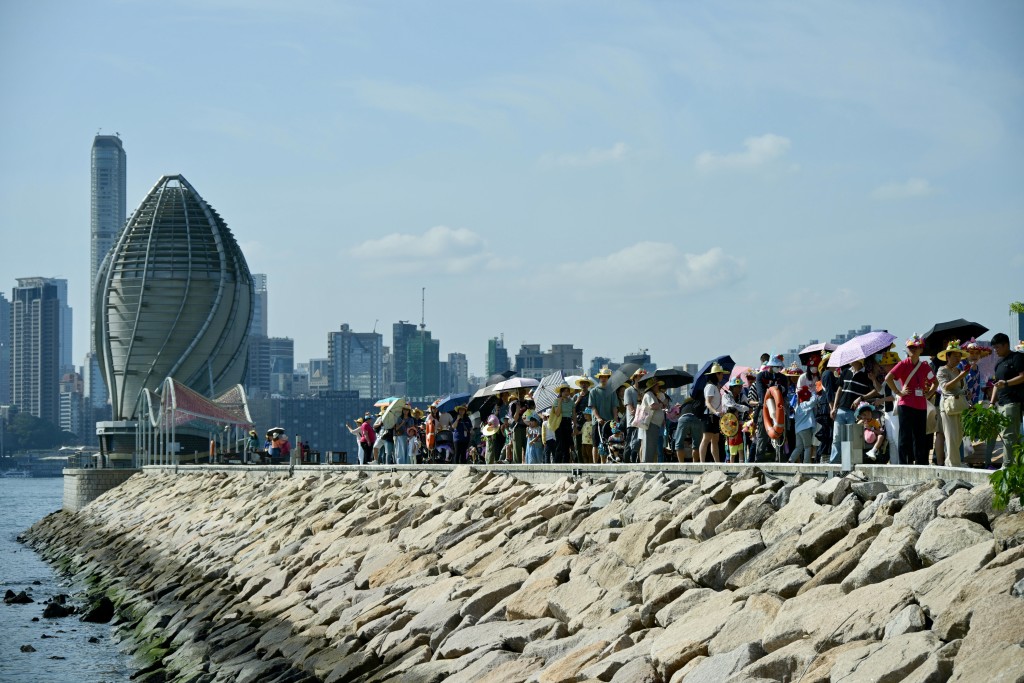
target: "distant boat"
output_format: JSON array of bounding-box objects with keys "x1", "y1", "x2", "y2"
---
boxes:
[{"x1": 1, "y1": 469, "x2": 32, "y2": 478}]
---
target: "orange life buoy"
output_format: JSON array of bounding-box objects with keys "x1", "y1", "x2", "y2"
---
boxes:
[{"x1": 763, "y1": 385, "x2": 786, "y2": 439}]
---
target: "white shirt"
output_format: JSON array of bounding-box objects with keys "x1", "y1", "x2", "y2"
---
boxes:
[{"x1": 704, "y1": 384, "x2": 723, "y2": 416}]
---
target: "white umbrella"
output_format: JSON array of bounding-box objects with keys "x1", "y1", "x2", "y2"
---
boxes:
[
  {"x1": 491, "y1": 377, "x2": 540, "y2": 393},
  {"x1": 380, "y1": 398, "x2": 407, "y2": 430}
]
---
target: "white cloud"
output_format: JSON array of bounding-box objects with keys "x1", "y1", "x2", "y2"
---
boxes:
[
  {"x1": 695, "y1": 134, "x2": 791, "y2": 172},
  {"x1": 348, "y1": 225, "x2": 501, "y2": 275},
  {"x1": 547, "y1": 244, "x2": 745, "y2": 299},
  {"x1": 871, "y1": 178, "x2": 934, "y2": 200},
  {"x1": 541, "y1": 142, "x2": 630, "y2": 167}
]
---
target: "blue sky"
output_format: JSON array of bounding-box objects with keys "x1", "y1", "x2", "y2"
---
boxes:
[{"x1": 2, "y1": 0, "x2": 1022, "y2": 376}]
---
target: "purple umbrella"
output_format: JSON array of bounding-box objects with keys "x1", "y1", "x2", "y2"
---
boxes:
[{"x1": 827, "y1": 331, "x2": 896, "y2": 368}]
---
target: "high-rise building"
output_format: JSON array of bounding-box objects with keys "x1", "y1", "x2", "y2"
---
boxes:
[
  {"x1": 251, "y1": 274, "x2": 268, "y2": 337},
  {"x1": 246, "y1": 335, "x2": 295, "y2": 396},
  {"x1": 327, "y1": 324, "x2": 383, "y2": 399},
  {"x1": 406, "y1": 329, "x2": 440, "y2": 399},
  {"x1": 447, "y1": 352, "x2": 469, "y2": 393},
  {"x1": 514, "y1": 343, "x2": 584, "y2": 380},
  {"x1": 10, "y1": 278, "x2": 65, "y2": 425},
  {"x1": 0, "y1": 293, "x2": 10, "y2": 404},
  {"x1": 89, "y1": 135, "x2": 126, "y2": 409},
  {"x1": 392, "y1": 321, "x2": 417, "y2": 385},
  {"x1": 623, "y1": 349, "x2": 655, "y2": 375},
  {"x1": 59, "y1": 371, "x2": 85, "y2": 437},
  {"x1": 487, "y1": 336, "x2": 510, "y2": 377},
  {"x1": 308, "y1": 358, "x2": 330, "y2": 392}
]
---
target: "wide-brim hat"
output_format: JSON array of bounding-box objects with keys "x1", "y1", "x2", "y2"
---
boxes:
[
  {"x1": 963, "y1": 338, "x2": 993, "y2": 357},
  {"x1": 817, "y1": 352, "x2": 832, "y2": 374},
  {"x1": 880, "y1": 351, "x2": 901, "y2": 366},
  {"x1": 575, "y1": 376, "x2": 595, "y2": 389},
  {"x1": 782, "y1": 363, "x2": 802, "y2": 377},
  {"x1": 411, "y1": 408, "x2": 425, "y2": 419},
  {"x1": 766, "y1": 354, "x2": 785, "y2": 368},
  {"x1": 481, "y1": 423, "x2": 500, "y2": 437},
  {"x1": 455, "y1": 404, "x2": 468, "y2": 412},
  {"x1": 522, "y1": 410, "x2": 540, "y2": 423},
  {"x1": 706, "y1": 362, "x2": 727, "y2": 375},
  {"x1": 355, "y1": 418, "x2": 364, "y2": 424},
  {"x1": 406, "y1": 426, "x2": 417, "y2": 437},
  {"x1": 553, "y1": 383, "x2": 571, "y2": 394},
  {"x1": 936, "y1": 340, "x2": 967, "y2": 361},
  {"x1": 905, "y1": 333, "x2": 925, "y2": 348},
  {"x1": 643, "y1": 376, "x2": 665, "y2": 388},
  {"x1": 595, "y1": 366, "x2": 613, "y2": 378}
]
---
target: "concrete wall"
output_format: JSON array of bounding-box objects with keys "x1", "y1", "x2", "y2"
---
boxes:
[
  {"x1": 63, "y1": 468, "x2": 141, "y2": 512},
  {"x1": 138, "y1": 461, "x2": 996, "y2": 488}
]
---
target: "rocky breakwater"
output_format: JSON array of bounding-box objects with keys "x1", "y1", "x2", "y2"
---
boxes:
[{"x1": 23, "y1": 466, "x2": 1024, "y2": 683}]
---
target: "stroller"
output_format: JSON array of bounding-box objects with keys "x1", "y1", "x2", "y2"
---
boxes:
[{"x1": 432, "y1": 430, "x2": 454, "y2": 463}]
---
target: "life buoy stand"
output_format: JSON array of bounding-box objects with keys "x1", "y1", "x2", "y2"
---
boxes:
[{"x1": 763, "y1": 385, "x2": 786, "y2": 440}]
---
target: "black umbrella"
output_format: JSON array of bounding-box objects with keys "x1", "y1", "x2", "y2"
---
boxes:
[
  {"x1": 533, "y1": 371, "x2": 568, "y2": 413},
  {"x1": 689, "y1": 355, "x2": 736, "y2": 400},
  {"x1": 485, "y1": 370, "x2": 517, "y2": 387},
  {"x1": 647, "y1": 368, "x2": 694, "y2": 389},
  {"x1": 468, "y1": 386, "x2": 496, "y2": 414},
  {"x1": 922, "y1": 319, "x2": 988, "y2": 357},
  {"x1": 797, "y1": 343, "x2": 837, "y2": 365},
  {"x1": 607, "y1": 362, "x2": 643, "y2": 393}
]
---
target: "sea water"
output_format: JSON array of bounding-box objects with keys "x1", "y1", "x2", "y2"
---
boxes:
[{"x1": 0, "y1": 477, "x2": 134, "y2": 682}]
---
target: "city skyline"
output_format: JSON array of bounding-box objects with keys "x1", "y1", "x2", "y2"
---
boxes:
[{"x1": 1, "y1": 2, "x2": 1022, "y2": 378}]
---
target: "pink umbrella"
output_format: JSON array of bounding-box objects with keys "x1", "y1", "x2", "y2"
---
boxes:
[
  {"x1": 729, "y1": 366, "x2": 754, "y2": 384},
  {"x1": 827, "y1": 331, "x2": 897, "y2": 368}
]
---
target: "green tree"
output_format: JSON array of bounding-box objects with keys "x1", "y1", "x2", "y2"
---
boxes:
[{"x1": 5, "y1": 413, "x2": 76, "y2": 451}]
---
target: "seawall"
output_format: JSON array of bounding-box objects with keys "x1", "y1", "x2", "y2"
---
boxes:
[{"x1": 25, "y1": 466, "x2": 1024, "y2": 682}]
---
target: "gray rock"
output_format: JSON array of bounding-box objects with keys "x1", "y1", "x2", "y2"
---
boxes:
[
  {"x1": 852, "y1": 480, "x2": 888, "y2": 501},
  {"x1": 686, "y1": 529, "x2": 765, "y2": 591},
  {"x1": 797, "y1": 495, "x2": 862, "y2": 561},
  {"x1": 725, "y1": 529, "x2": 804, "y2": 590},
  {"x1": 841, "y1": 524, "x2": 920, "y2": 592},
  {"x1": 610, "y1": 656, "x2": 659, "y2": 683},
  {"x1": 915, "y1": 517, "x2": 992, "y2": 567},
  {"x1": 715, "y1": 491, "x2": 775, "y2": 536},
  {"x1": 893, "y1": 487, "x2": 947, "y2": 534},
  {"x1": 883, "y1": 603, "x2": 926, "y2": 640},
  {"x1": 828, "y1": 631, "x2": 942, "y2": 683},
  {"x1": 815, "y1": 476, "x2": 853, "y2": 506},
  {"x1": 937, "y1": 488, "x2": 991, "y2": 528},
  {"x1": 734, "y1": 565, "x2": 810, "y2": 599},
  {"x1": 683, "y1": 641, "x2": 765, "y2": 683}
]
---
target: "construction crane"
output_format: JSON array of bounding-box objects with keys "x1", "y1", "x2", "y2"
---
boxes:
[{"x1": 420, "y1": 287, "x2": 426, "y2": 330}]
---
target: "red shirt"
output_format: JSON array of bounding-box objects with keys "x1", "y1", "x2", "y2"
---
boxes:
[{"x1": 889, "y1": 358, "x2": 935, "y2": 411}]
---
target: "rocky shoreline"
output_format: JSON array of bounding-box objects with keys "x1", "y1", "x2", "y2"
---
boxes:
[{"x1": 23, "y1": 467, "x2": 1024, "y2": 682}]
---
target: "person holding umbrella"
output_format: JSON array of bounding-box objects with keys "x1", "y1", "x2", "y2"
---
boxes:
[
  {"x1": 883, "y1": 334, "x2": 937, "y2": 466},
  {"x1": 700, "y1": 363, "x2": 728, "y2": 462},
  {"x1": 638, "y1": 376, "x2": 669, "y2": 463},
  {"x1": 829, "y1": 356, "x2": 872, "y2": 464},
  {"x1": 936, "y1": 341, "x2": 973, "y2": 468}
]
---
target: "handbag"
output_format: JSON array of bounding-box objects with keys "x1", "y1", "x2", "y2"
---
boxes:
[{"x1": 941, "y1": 393, "x2": 969, "y2": 416}]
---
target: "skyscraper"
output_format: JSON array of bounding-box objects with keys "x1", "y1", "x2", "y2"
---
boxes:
[
  {"x1": 251, "y1": 274, "x2": 268, "y2": 337},
  {"x1": 89, "y1": 134, "x2": 126, "y2": 409},
  {"x1": 447, "y1": 352, "x2": 469, "y2": 393},
  {"x1": 10, "y1": 278, "x2": 65, "y2": 425},
  {"x1": 392, "y1": 321, "x2": 417, "y2": 386},
  {"x1": 406, "y1": 329, "x2": 440, "y2": 399},
  {"x1": 0, "y1": 293, "x2": 10, "y2": 404},
  {"x1": 327, "y1": 324, "x2": 383, "y2": 399},
  {"x1": 487, "y1": 336, "x2": 510, "y2": 377}
]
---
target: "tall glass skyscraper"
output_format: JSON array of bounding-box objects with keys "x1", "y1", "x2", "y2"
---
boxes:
[
  {"x1": 89, "y1": 134, "x2": 126, "y2": 409},
  {"x1": 10, "y1": 278, "x2": 67, "y2": 425}
]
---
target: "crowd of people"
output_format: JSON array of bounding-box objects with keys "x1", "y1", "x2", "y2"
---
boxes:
[{"x1": 341, "y1": 332, "x2": 1024, "y2": 470}]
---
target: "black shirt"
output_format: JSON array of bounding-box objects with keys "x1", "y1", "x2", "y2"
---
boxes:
[
  {"x1": 837, "y1": 369, "x2": 872, "y2": 411},
  {"x1": 994, "y1": 351, "x2": 1024, "y2": 405}
]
